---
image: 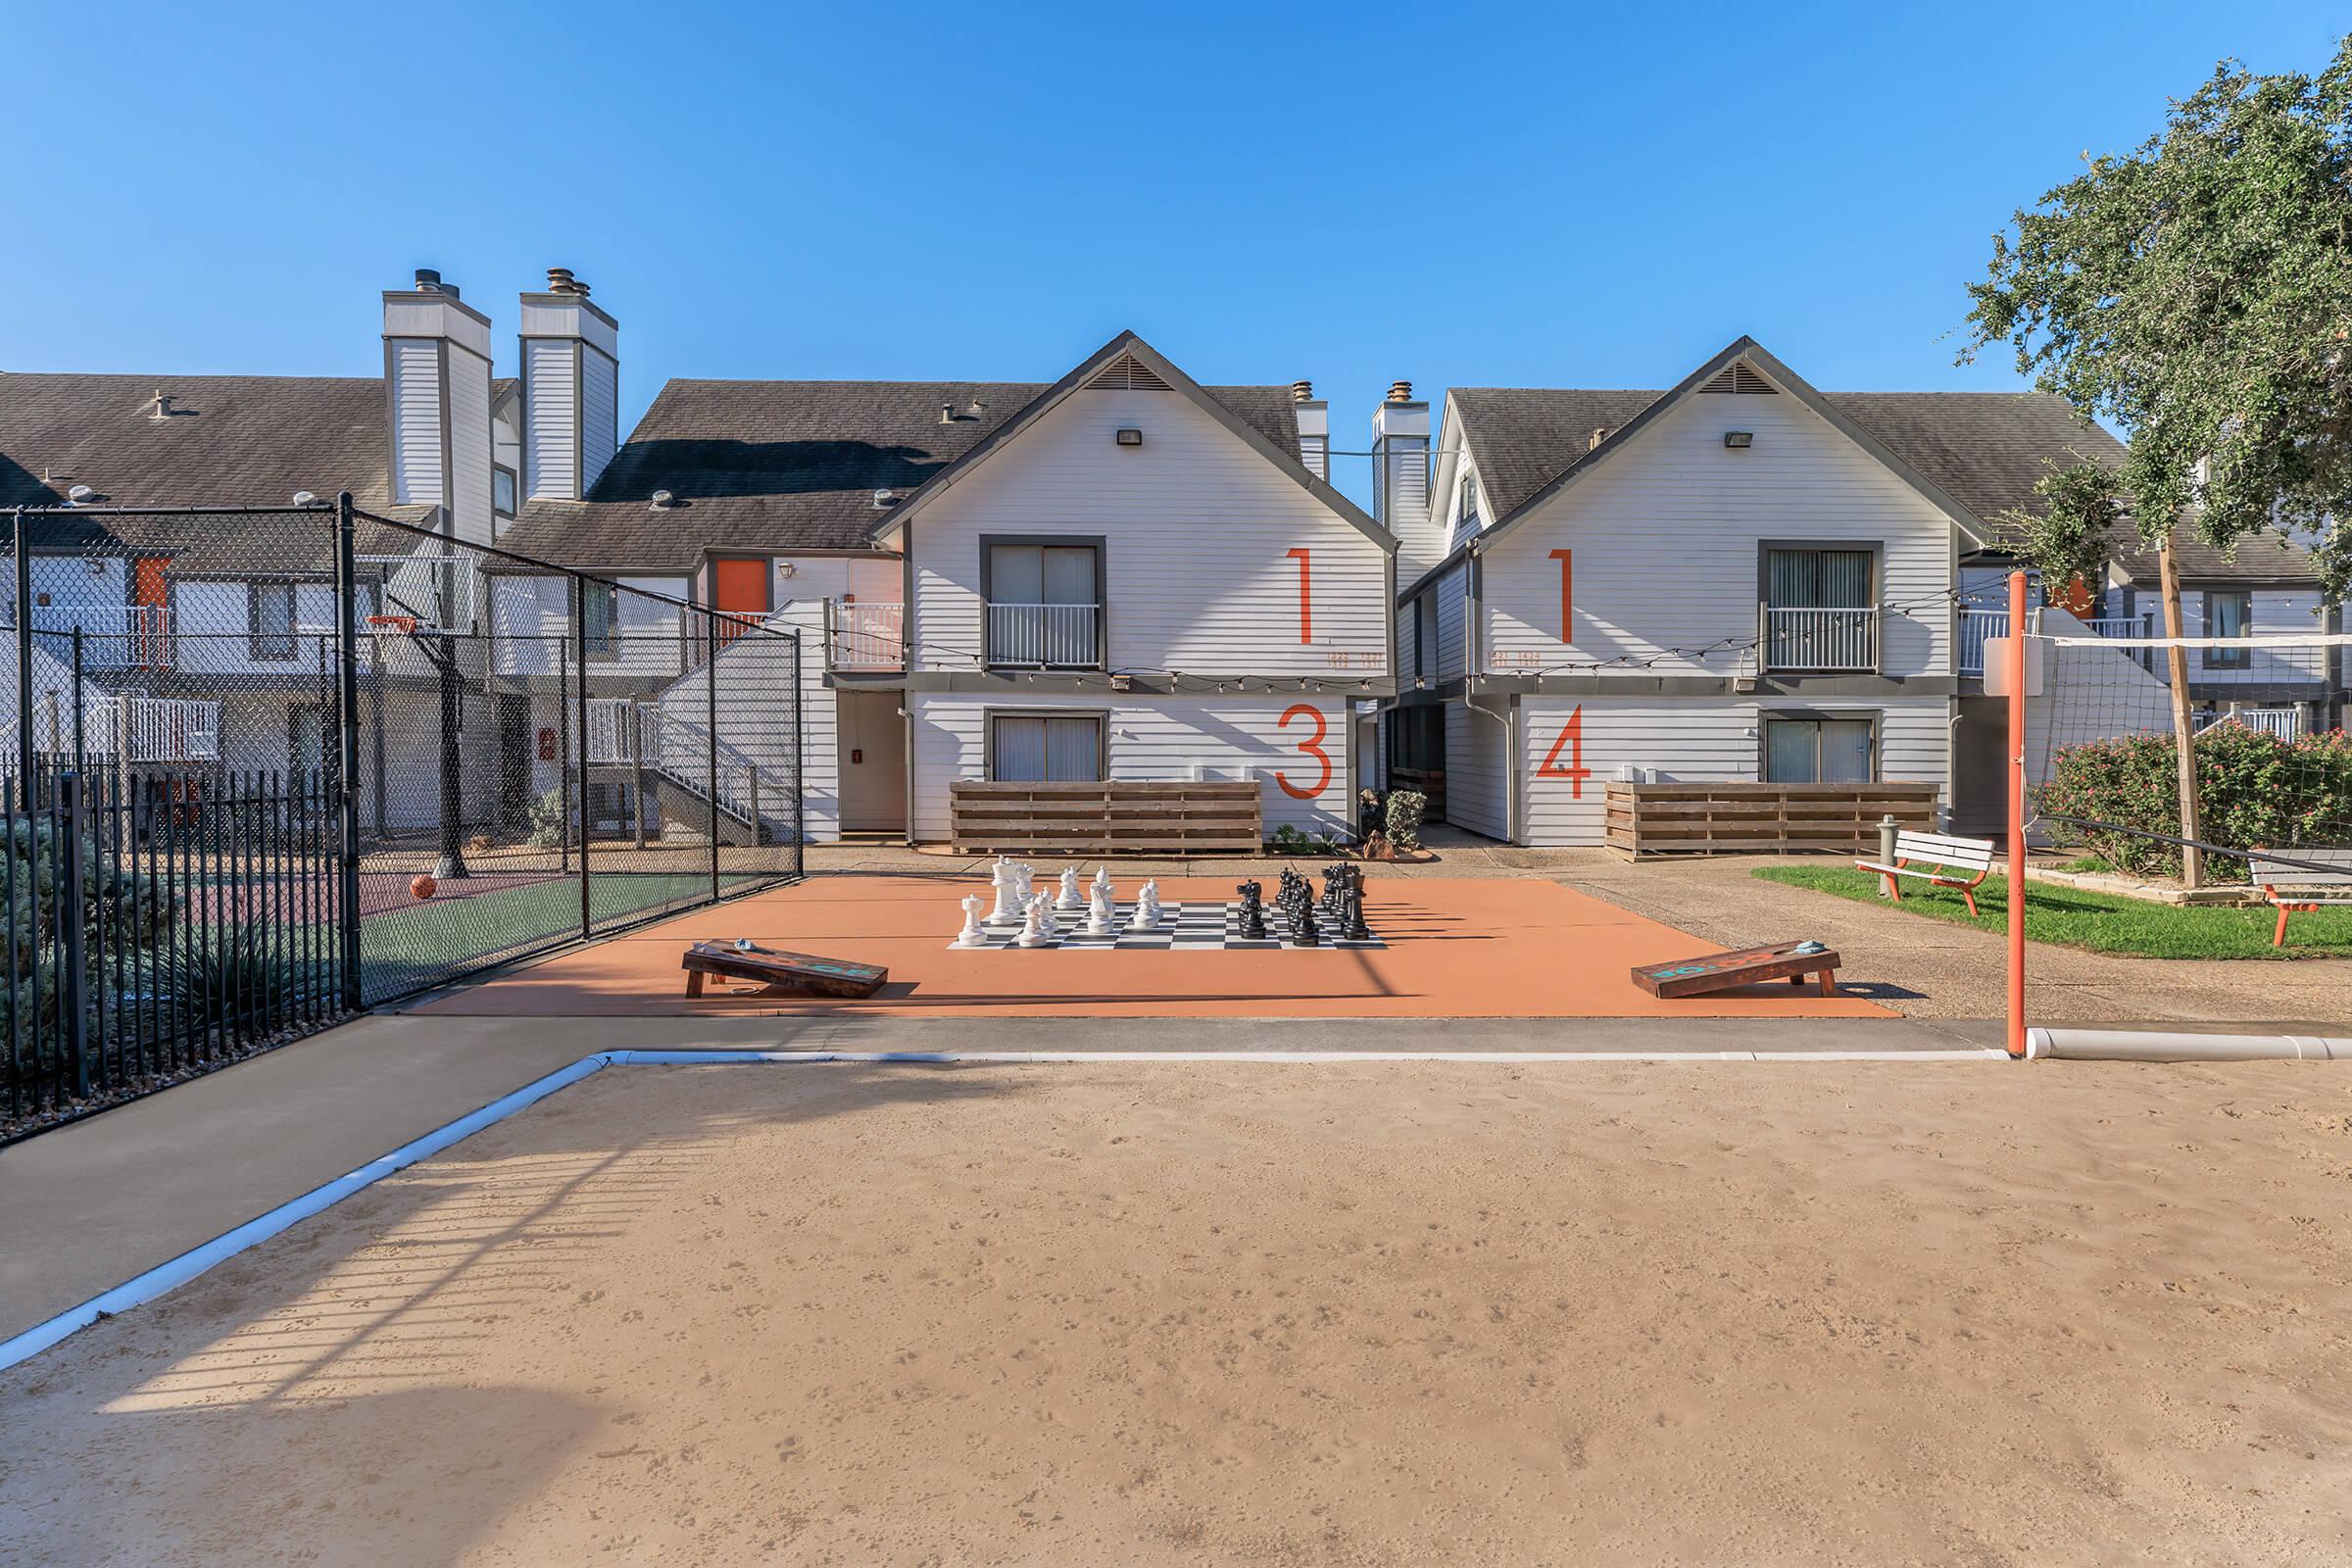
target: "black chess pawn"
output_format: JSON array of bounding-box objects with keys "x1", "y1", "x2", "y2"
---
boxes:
[{"x1": 1295, "y1": 901, "x2": 1323, "y2": 947}]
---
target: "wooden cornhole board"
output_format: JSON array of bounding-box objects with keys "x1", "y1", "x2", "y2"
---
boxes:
[
  {"x1": 1631, "y1": 940, "x2": 1841, "y2": 999},
  {"x1": 682, "y1": 941, "x2": 888, "y2": 1000}
]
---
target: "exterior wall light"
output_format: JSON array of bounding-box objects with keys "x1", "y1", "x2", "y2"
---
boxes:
[
  {"x1": 1115, "y1": 427, "x2": 1144, "y2": 446},
  {"x1": 1724, "y1": 431, "x2": 1753, "y2": 449}
]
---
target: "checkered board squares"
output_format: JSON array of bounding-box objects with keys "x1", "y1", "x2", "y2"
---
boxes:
[{"x1": 951, "y1": 902, "x2": 1383, "y2": 952}]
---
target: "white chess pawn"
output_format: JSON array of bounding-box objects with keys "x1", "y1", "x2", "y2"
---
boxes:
[
  {"x1": 1016, "y1": 891, "x2": 1054, "y2": 948},
  {"x1": 1134, "y1": 879, "x2": 1162, "y2": 929},
  {"x1": 1056, "y1": 866, "x2": 1083, "y2": 909},
  {"x1": 954, "y1": 893, "x2": 988, "y2": 948},
  {"x1": 1087, "y1": 881, "x2": 1115, "y2": 935}
]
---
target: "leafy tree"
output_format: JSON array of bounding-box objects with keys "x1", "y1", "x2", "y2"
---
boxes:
[{"x1": 1962, "y1": 37, "x2": 2352, "y2": 601}]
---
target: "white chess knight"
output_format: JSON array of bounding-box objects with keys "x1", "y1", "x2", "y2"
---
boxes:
[
  {"x1": 1133, "y1": 879, "x2": 1162, "y2": 929},
  {"x1": 1055, "y1": 866, "x2": 1083, "y2": 909},
  {"x1": 1011, "y1": 860, "x2": 1036, "y2": 907},
  {"x1": 987, "y1": 858, "x2": 1022, "y2": 924},
  {"x1": 1091, "y1": 864, "x2": 1114, "y2": 906},
  {"x1": 1087, "y1": 879, "x2": 1116, "y2": 935},
  {"x1": 1016, "y1": 891, "x2": 1054, "y2": 948},
  {"x1": 954, "y1": 893, "x2": 988, "y2": 948}
]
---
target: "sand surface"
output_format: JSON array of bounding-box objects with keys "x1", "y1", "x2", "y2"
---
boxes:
[{"x1": 4, "y1": 1059, "x2": 2349, "y2": 1565}]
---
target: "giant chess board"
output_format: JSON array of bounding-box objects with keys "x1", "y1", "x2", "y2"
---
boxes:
[{"x1": 952, "y1": 901, "x2": 1385, "y2": 952}]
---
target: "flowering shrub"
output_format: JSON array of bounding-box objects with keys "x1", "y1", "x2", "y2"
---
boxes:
[{"x1": 2038, "y1": 721, "x2": 2352, "y2": 881}]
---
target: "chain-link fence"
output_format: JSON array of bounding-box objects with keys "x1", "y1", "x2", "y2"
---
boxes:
[{"x1": 4, "y1": 499, "x2": 803, "y2": 1137}]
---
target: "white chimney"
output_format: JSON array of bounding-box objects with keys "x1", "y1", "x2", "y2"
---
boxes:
[
  {"x1": 1370, "y1": 379, "x2": 1429, "y2": 530},
  {"x1": 520, "y1": 269, "x2": 620, "y2": 503},
  {"x1": 1291, "y1": 380, "x2": 1329, "y2": 481},
  {"x1": 383, "y1": 270, "x2": 498, "y2": 545}
]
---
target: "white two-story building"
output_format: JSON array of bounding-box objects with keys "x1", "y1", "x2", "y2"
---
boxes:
[
  {"x1": 501, "y1": 329, "x2": 1392, "y2": 844},
  {"x1": 1379, "y1": 336, "x2": 2273, "y2": 845}
]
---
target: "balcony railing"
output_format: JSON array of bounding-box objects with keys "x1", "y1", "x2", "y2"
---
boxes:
[
  {"x1": 2198, "y1": 707, "x2": 2303, "y2": 741},
  {"x1": 1762, "y1": 606, "x2": 1878, "y2": 672},
  {"x1": 24, "y1": 691, "x2": 220, "y2": 763},
  {"x1": 986, "y1": 602, "x2": 1100, "y2": 667},
  {"x1": 828, "y1": 600, "x2": 905, "y2": 669},
  {"x1": 25, "y1": 603, "x2": 175, "y2": 669},
  {"x1": 1958, "y1": 609, "x2": 2151, "y2": 675}
]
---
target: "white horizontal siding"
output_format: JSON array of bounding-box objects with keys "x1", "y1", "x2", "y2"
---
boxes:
[
  {"x1": 1444, "y1": 702, "x2": 1507, "y2": 840},
  {"x1": 2178, "y1": 588, "x2": 2331, "y2": 686},
  {"x1": 387, "y1": 340, "x2": 443, "y2": 507},
  {"x1": 1481, "y1": 382, "x2": 1955, "y2": 678},
  {"x1": 908, "y1": 386, "x2": 1387, "y2": 677},
  {"x1": 1518, "y1": 696, "x2": 1952, "y2": 846},
  {"x1": 908, "y1": 692, "x2": 1352, "y2": 842},
  {"x1": 1434, "y1": 561, "x2": 1469, "y2": 679}
]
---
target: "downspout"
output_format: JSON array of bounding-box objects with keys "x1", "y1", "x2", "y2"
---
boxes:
[
  {"x1": 900, "y1": 526, "x2": 917, "y2": 849},
  {"x1": 1462, "y1": 545, "x2": 1518, "y2": 843}
]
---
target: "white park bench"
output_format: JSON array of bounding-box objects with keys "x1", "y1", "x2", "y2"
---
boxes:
[
  {"x1": 1855, "y1": 829, "x2": 1997, "y2": 917},
  {"x1": 2247, "y1": 848, "x2": 2352, "y2": 948}
]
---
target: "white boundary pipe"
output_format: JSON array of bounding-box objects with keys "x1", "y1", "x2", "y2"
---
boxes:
[
  {"x1": 0, "y1": 1044, "x2": 2005, "y2": 1374},
  {"x1": 2026, "y1": 1028, "x2": 2349, "y2": 1062}
]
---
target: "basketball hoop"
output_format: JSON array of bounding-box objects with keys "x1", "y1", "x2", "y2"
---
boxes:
[{"x1": 365, "y1": 612, "x2": 419, "y2": 662}]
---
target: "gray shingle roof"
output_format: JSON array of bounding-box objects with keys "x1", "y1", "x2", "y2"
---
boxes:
[
  {"x1": 0, "y1": 370, "x2": 441, "y2": 567},
  {"x1": 495, "y1": 377, "x2": 1307, "y2": 570},
  {"x1": 1451, "y1": 385, "x2": 2323, "y2": 585}
]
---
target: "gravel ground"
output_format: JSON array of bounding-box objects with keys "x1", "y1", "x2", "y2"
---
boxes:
[{"x1": 5, "y1": 1057, "x2": 2349, "y2": 1565}]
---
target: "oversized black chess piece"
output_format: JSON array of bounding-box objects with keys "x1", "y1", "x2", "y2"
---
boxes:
[
  {"x1": 1238, "y1": 880, "x2": 1267, "y2": 941},
  {"x1": 1341, "y1": 879, "x2": 1372, "y2": 942},
  {"x1": 1295, "y1": 899, "x2": 1323, "y2": 947}
]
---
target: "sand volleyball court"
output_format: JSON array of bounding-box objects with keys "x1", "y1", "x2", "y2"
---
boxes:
[{"x1": 4, "y1": 1056, "x2": 2349, "y2": 1565}]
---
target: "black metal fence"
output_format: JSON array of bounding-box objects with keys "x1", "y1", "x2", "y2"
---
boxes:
[{"x1": 4, "y1": 498, "x2": 803, "y2": 1138}]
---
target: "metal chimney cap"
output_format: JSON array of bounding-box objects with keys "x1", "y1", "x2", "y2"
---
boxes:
[
  {"x1": 1291, "y1": 380, "x2": 1314, "y2": 404},
  {"x1": 414, "y1": 268, "x2": 458, "y2": 297},
  {"x1": 1386, "y1": 379, "x2": 1414, "y2": 404},
  {"x1": 546, "y1": 267, "x2": 589, "y2": 298}
]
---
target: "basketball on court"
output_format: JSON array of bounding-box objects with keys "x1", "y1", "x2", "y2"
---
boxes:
[{"x1": 411, "y1": 874, "x2": 438, "y2": 901}]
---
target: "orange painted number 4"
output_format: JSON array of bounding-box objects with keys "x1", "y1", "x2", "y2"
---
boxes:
[
  {"x1": 1276, "y1": 703, "x2": 1330, "y2": 800},
  {"x1": 1538, "y1": 705, "x2": 1592, "y2": 799}
]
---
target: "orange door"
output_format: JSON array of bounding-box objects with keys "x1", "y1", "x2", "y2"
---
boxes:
[{"x1": 711, "y1": 558, "x2": 770, "y2": 645}]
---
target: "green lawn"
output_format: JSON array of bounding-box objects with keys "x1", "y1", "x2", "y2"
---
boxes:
[{"x1": 1752, "y1": 864, "x2": 2352, "y2": 959}]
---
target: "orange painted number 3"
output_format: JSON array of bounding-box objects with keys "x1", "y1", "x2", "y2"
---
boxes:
[
  {"x1": 1276, "y1": 703, "x2": 1330, "y2": 800},
  {"x1": 1538, "y1": 705, "x2": 1592, "y2": 799}
]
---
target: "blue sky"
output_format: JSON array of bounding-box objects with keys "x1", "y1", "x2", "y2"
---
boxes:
[{"x1": 4, "y1": 2, "x2": 2344, "y2": 499}]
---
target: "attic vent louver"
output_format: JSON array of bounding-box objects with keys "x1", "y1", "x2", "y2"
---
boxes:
[
  {"x1": 1085, "y1": 353, "x2": 1170, "y2": 392},
  {"x1": 1698, "y1": 361, "x2": 1777, "y2": 395}
]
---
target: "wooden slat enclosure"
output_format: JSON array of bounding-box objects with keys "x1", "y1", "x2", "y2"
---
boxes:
[
  {"x1": 950, "y1": 780, "x2": 1263, "y2": 856},
  {"x1": 1603, "y1": 781, "x2": 1938, "y2": 858},
  {"x1": 1388, "y1": 766, "x2": 1446, "y2": 824}
]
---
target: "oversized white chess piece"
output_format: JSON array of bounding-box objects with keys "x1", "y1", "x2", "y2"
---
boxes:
[
  {"x1": 1056, "y1": 866, "x2": 1083, "y2": 909},
  {"x1": 1016, "y1": 891, "x2": 1054, "y2": 948},
  {"x1": 987, "y1": 858, "x2": 1020, "y2": 924},
  {"x1": 1091, "y1": 864, "x2": 1114, "y2": 905},
  {"x1": 1087, "y1": 880, "x2": 1115, "y2": 935},
  {"x1": 954, "y1": 893, "x2": 987, "y2": 948},
  {"x1": 1134, "y1": 878, "x2": 1162, "y2": 929},
  {"x1": 1011, "y1": 861, "x2": 1035, "y2": 908}
]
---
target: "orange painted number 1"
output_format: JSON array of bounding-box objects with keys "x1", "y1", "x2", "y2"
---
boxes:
[
  {"x1": 1276, "y1": 703, "x2": 1330, "y2": 800},
  {"x1": 1286, "y1": 547, "x2": 1312, "y2": 644},
  {"x1": 1538, "y1": 704, "x2": 1592, "y2": 799}
]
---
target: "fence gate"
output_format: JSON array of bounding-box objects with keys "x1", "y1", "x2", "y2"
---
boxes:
[{"x1": 4, "y1": 499, "x2": 803, "y2": 1138}]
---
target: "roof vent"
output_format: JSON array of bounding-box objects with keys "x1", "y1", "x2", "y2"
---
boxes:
[
  {"x1": 1589, "y1": 426, "x2": 1609, "y2": 451},
  {"x1": 66, "y1": 483, "x2": 94, "y2": 505},
  {"x1": 292, "y1": 490, "x2": 318, "y2": 506},
  {"x1": 872, "y1": 488, "x2": 898, "y2": 510},
  {"x1": 1085, "y1": 353, "x2": 1171, "y2": 392},
  {"x1": 940, "y1": 403, "x2": 956, "y2": 424},
  {"x1": 1698, "y1": 361, "x2": 1776, "y2": 395},
  {"x1": 546, "y1": 268, "x2": 589, "y2": 298},
  {"x1": 1386, "y1": 380, "x2": 1414, "y2": 404},
  {"x1": 1291, "y1": 380, "x2": 1314, "y2": 404},
  {"x1": 650, "y1": 489, "x2": 675, "y2": 510},
  {"x1": 413, "y1": 268, "x2": 458, "y2": 299},
  {"x1": 967, "y1": 399, "x2": 986, "y2": 417},
  {"x1": 149, "y1": 390, "x2": 174, "y2": 419}
]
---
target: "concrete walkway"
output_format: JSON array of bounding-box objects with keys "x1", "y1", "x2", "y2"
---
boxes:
[{"x1": 0, "y1": 1010, "x2": 2004, "y2": 1346}]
